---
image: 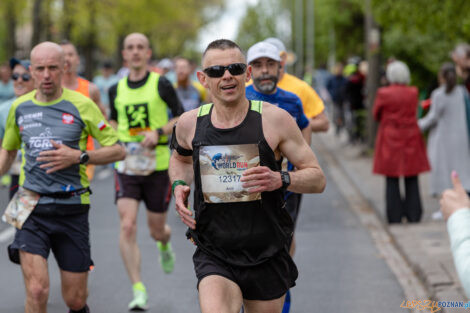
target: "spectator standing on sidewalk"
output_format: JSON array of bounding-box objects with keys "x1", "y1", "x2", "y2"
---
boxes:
[
  {"x1": 418, "y1": 63, "x2": 470, "y2": 196},
  {"x1": 326, "y1": 62, "x2": 347, "y2": 135},
  {"x1": 373, "y1": 61, "x2": 430, "y2": 223}
]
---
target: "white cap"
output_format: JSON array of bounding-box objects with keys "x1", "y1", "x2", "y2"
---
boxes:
[
  {"x1": 157, "y1": 58, "x2": 173, "y2": 70},
  {"x1": 247, "y1": 42, "x2": 281, "y2": 64},
  {"x1": 264, "y1": 37, "x2": 286, "y2": 53}
]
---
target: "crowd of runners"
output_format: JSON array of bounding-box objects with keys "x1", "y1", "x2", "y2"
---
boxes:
[{"x1": 0, "y1": 33, "x2": 329, "y2": 313}]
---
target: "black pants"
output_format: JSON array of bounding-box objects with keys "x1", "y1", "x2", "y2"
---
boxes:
[{"x1": 386, "y1": 176, "x2": 422, "y2": 224}]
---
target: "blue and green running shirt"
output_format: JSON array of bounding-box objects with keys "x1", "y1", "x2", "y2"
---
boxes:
[{"x1": 2, "y1": 88, "x2": 118, "y2": 206}]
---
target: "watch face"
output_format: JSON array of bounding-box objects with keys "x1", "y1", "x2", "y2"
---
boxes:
[
  {"x1": 282, "y1": 171, "x2": 290, "y2": 187},
  {"x1": 80, "y1": 152, "x2": 89, "y2": 164},
  {"x1": 285, "y1": 172, "x2": 290, "y2": 184}
]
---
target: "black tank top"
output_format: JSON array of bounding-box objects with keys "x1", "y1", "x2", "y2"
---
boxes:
[{"x1": 188, "y1": 100, "x2": 294, "y2": 266}]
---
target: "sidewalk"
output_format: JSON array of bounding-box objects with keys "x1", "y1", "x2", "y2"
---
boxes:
[{"x1": 313, "y1": 129, "x2": 468, "y2": 309}]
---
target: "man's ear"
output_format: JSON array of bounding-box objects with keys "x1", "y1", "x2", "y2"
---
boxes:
[
  {"x1": 197, "y1": 71, "x2": 208, "y2": 88},
  {"x1": 245, "y1": 65, "x2": 252, "y2": 83}
]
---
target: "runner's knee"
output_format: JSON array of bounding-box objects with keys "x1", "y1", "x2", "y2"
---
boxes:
[
  {"x1": 64, "y1": 288, "x2": 87, "y2": 310},
  {"x1": 120, "y1": 218, "x2": 137, "y2": 239},
  {"x1": 149, "y1": 224, "x2": 167, "y2": 241},
  {"x1": 26, "y1": 281, "x2": 49, "y2": 304}
]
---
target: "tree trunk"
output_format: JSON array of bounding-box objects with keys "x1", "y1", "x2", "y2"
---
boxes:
[
  {"x1": 364, "y1": 0, "x2": 380, "y2": 149},
  {"x1": 31, "y1": 0, "x2": 43, "y2": 47},
  {"x1": 61, "y1": 0, "x2": 73, "y2": 40},
  {"x1": 43, "y1": 0, "x2": 52, "y2": 41},
  {"x1": 83, "y1": 0, "x2": 97, "y2": 80},
  {"x1": 5, "y1": 0, "x2": 17, "y2": 58}
]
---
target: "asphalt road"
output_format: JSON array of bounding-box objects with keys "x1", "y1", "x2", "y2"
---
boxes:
[{"x1": 0, "y1": 148, "x2": 405, "y2": 312}]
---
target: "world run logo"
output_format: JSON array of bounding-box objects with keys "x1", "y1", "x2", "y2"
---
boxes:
[{"x1": 210, "y1": 153, "x2": 247, "y2": 171}]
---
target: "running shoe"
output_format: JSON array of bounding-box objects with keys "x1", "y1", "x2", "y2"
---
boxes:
[
  {"x1": 128, "y1": 288, "x2": 148, "y2": 311},
  {"x1": 157, "y1": 241, "x2": 175, "y2": 274}
]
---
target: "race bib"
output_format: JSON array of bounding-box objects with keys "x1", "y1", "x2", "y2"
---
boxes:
[
  {"x1": 2, "y1": 187, "x2": 40, "y2": 229},
  {"x1": 117, "y1": 142, "x2": 156, "y2": 176},
  {"x1": 199, "y1": 144, "x2": 261, "y2": 203}
]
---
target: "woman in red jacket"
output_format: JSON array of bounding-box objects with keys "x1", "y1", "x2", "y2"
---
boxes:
[{"x1": 373, "y1": 61, "x2": 430, "y2": 223}]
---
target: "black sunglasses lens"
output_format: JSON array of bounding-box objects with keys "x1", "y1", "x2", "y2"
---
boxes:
[
  {"x1": 12, "y1": 73, "x2": 30, "y2": 81},
  {"x1": 204, "y1": 63, "x2": 247, "y2": 78},
  {"x1": 204, "y1": 66, "x2": 225, "y2": 78},
  {"x1": 227, "y1": 63, "x2": 246, "y2": 75}
]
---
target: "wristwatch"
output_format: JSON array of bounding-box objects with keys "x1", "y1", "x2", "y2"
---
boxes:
[
  {"x1": 280, "y1": 171, "x2": 291, "y2": 189},
  {"x1": 156, "y1": 128, "x2": 164, "y2": 136},
  {"x1": 79, "y1": 150, "x2": 90, "y2": 165}
]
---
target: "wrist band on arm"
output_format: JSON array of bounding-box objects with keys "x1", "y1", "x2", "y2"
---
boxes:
[{"x1": 172, "y1": 180, "x2": 188, "y2": 195}]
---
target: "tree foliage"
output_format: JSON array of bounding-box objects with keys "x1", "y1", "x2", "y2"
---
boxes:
[
  {"x1": 235, "y1": 0, "x2": 470, "y2": 90},
  {"x1": 0, "y1": 0, "x2": 224, "y2": 77},
  {"x1": 235, "y1": 0, "x2": 280, "y2": 51}
]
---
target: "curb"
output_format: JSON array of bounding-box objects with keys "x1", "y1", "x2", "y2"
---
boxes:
[
  {"x1": 314, "y1": 132, "x2": 468, "y2": 312},
  {"x1": 313, "y1": 134, "x2": 435, "y2": 312}
]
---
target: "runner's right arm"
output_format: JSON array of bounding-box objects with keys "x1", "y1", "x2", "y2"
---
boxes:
[
  {"x1": 169, "y1": 110, "x2": 197, "y2": 229},
  {"x1": 0, "y1": 149, "x2": 17, "y2": 176}
]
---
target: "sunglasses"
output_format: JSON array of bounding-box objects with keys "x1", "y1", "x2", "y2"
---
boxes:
[
  {"x1": 203, "y1": 63, "x2": 247, "y2": 78},
  {"x1": 12, "y1": 73, "x2": 31, "y2": 82}
]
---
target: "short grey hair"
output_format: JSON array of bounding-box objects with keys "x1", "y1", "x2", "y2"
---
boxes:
[{"x1": 386, "y1": 60, "x2": 410, "y2": 85}]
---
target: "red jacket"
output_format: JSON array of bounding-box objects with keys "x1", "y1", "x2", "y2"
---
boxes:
[{"x1": 372, "y1": 84, "x2": 430, "y2": 176}]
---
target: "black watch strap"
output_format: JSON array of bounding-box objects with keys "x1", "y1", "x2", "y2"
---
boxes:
[
  {"x1": 156, "y1": 128, "x2": 164, "y2": 136},
  {"x1": 280, "y1": 171, "x2": 291, "y2": 189}
]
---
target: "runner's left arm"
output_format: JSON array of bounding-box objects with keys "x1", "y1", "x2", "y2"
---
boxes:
[
  {"x1": 36, "y1": 98, "x2": 125, "y2": 173},
  {"x1": 242, "y1": 105, "x2": 326, "y2": 194}
]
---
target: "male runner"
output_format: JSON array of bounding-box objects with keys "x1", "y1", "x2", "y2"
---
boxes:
[
  {"x1": 60, "y1": 41, "x2": 107, "y2": 180},
  {"x1": 60, "y1": 41, "x2": 106, "y2": 116},
  {"x1": 245, "y1": 41, "x2": 310, "y2": 247},
  {"x1": 0, "y1": 58, "x2": 35, "y2": 199},
  {"x1": 264, "y1": 37, "x2": 329, "y2": 132},
  {"x1": 108, "y1": 32, "x2": 184, "y2": 311},
  {"x1": 248, "y1": 40, "x2": 313, "y2": 313},
  {"x1": 169, "y1": 39, "x2": 326, "y2": 313},
  {"x1": 0, "y1": 41, "x2": 124, "y2": 313}
]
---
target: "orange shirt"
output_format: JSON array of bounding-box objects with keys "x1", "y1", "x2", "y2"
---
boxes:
[
  {"x1": 74, "y1": 77, "x2": 95, "y2": 152},
  {"x1": 75, "y1": 77, "x2": 90, "y2": 98},
  {"x1": 277, "y1": 73, "x2": 325, "y2": 119}
]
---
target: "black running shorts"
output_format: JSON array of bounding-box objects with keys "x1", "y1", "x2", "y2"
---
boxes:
[
  {"x1": 8, "y1": 211, "x2": 93, "y2": 272},
  {"x1": 193, "y1": 247, "x2": 298, "y2": 301},
  {"x1": 115, "y1": 170, "x2": 170, "y2": 213}
]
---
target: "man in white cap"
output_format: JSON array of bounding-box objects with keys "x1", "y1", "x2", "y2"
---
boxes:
[
  {"x1": 248, "y1": 40, "x2": 313, "y2": 313},
  {"x1": 246, "y1": 41, "x2": 311, "y2": 251},
  {"x1": 264, "y1": 37, "x2": 329, "y2": 133}
]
